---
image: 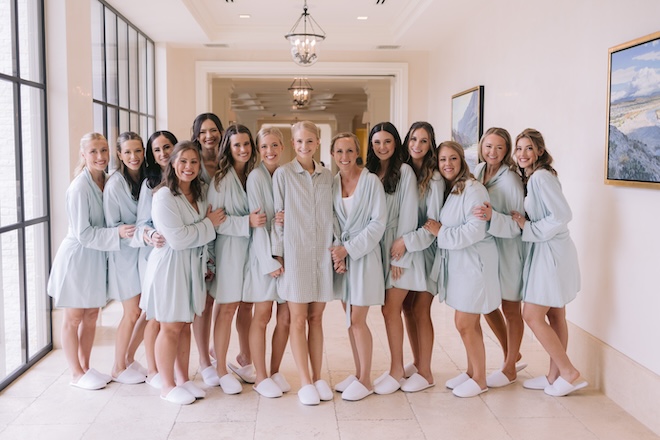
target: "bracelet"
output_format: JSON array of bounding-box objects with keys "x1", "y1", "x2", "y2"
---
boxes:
[{"x1": 148, "y1": 229, "x2": 157, "y2": 239}]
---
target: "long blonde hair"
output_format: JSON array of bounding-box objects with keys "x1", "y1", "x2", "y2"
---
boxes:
[
  {"x1": 515, "y1": 128, "x2": 556, "y2": 182},
  {"x1": 74, "y1": 132, "x2": 107, "y2": 176},
  {"x1": 478, "y1": 127, "x2": 516, "y2": 171},
  {"x1": 438, "y1": 141, "x2": 474, "y2": 197}
]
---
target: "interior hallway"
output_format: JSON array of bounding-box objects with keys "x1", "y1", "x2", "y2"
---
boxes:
[{"x1": 0, "y1": 300, "x2": 656, "y2": 440}]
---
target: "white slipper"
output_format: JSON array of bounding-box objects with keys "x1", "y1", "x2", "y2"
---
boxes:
[
  {"x1": 70, "y1": 370, "x2": 107, "y2": 390},
  {"x1": 219, "y1": 373, "x2": 243, "y2": 394},
  {"x1": 298, "y1": 384, "x2": 320, "y2": 405},
  {"x1": 401, "y1": 373, "x2": 434, "y2": 393},
  {"x1": 271, "y1": 372, "x2": 291, "y2": 393},
  {"x1": 314, "y1": 379, "x2": 333, "y2": 401},
  {"x1": 201, "y1": 366, "x2": 220, "y2": 386},
  {"x1": 146, "y1": 373, "x2": 162, "y2": 390},
  {"x1": 334, "y1": 375, "x2": 357, "y2": 393},
  {"x1": 452, "y1": 378, "x2": 488, "y2": 398},
  {"x1": 253, "y1": 378, "x2": 283, "y2": 398},
  {"x1": 373, "y1": 374, "x2": 402, "y2": 395},
  {"x1": 523, "y1": 375, "x2": 550, "y2": 390},
  {"x1": 227, "y1": 362, "x2": 256, "y2": 384},
  {"x1": 404, "y1": 362, "x2": 418, "y2": 378},
  {"x1": 127, "y1": 361, "x2": 148, "y2": 376},
  {"x1": 88, "y1": 368, "x2": 112, "y2": 384},
  {"x1": 113, "y1": 367, "x2": 146, "y2": 384},
  {"x1": 342, "y1": 381, "x2": 373, "y2": 401},
  {"x1": 486, "y1": 370, "x2": 516, "y2": 388},
  {"x1": 445, "y1": 372, "x2": 470, "y2": 390},
  {"x1": 515, "y1": 362, "x2": 528, "y2": 373},
  {"x1": 161, "y1": 386, "x2": 195, "y2": 405},
  {"x1": 181, "y1": 381, "x2": 206, "y2": 399},
  {"x1": 544, "y1": 377, "x2": 588, "y2": 397},
  {"x1": 373, "y1": 371, "x2": 389, "y2": 386}
]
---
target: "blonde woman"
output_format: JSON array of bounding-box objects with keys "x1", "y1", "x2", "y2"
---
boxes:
[{"x1": 47, "y1": 133, "x2": 134, "y2": 390}]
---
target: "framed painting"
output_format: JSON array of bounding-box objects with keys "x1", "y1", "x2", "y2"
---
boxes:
[
  {"x1": 452, "y1": 86, "x2": 484, "y2": 172},
  {"x1": 605, "y1": 31, "x2": 660, "y2": 188}
]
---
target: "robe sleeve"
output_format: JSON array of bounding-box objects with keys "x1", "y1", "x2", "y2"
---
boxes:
[
  {"x1": 247, "y1": 173, "x2": 282, "y2": 275},
  {"x1": 152, "y1": 189, "x2": 216, "y2": 251},
  {"x1": 438, "y1": 182, "x2": 488, "y2": 250},
  {"x1": 209, "y1": 178, "x2": 250, "y2": 237},
  {"x1": 488, "y1": 172, "x2": 524, "y2": 239},
  {"x1": 270, "y1": 168, "x2": 285, "y2": 257},
  {"x1": 403, "y1": 177, "x2": 444, "y2": 252},
  {"x1": 522, "y1": 171, "x2": 572, "y2": 242},
  {"x1": 344, "y1": 176, "x2": 387, "y2": 261},
  {"x1": 391, "y1": 167, "x2": 419, "y2": 269},
  {"x1": 70, "y1": 181, "x2": 120, "y2": 251},
  {"x1": 103, "y1": 175, "x2": 132, "y2": 248},
  {"x1": 130, "y1": 181, "x2": 154, "y2": 248}
]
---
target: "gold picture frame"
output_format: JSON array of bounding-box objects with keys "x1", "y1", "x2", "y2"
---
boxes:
[{"x1": 605, "y1": 31, "x2": 660, "y2": 188}]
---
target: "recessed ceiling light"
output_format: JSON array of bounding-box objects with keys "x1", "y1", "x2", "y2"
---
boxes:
[
  {"x1": 357, "y1": 16, "x2": 368, "y2": 20},
  {"x1": 239, "y1": 14, "x2": 250, "y2": 19}
]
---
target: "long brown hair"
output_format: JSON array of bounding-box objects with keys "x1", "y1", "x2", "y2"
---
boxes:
[
  {"x1": 161, "y1": 141, "x2": 204, "y2": 202},
  {"x1": 365, "y1": 122, "x2": 404, "y2": 194},
  {"x1": 437, "y1": 141, "x2": 474, "y2": 197},
  {"x1": 214, "y1": 124, "x2": 258, "y2": 189},
  {"x1": 403, "y1": 121, "x2": 438, "y2": 196},
  {"x1": 115, "y1": 131, "x2": 146, "y2": 200},
  {"x1": 514, "y1": 128, "x2": 556, "y2": 182},
  {"x1": 478, "y1": 127, "x2": 516, "y2": 171}
]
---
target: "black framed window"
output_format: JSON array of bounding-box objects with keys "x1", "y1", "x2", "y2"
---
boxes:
[
  {"x1": 0, "y1": 0, "x2": 51, "y2": 391},
  {"x1": 92, "y1": 0, "x2": 155, "y2": 161}
]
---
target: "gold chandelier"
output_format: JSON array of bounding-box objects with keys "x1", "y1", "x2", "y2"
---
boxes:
[
  {"x1": 288, "y1": 78, "x2": 313, "y2": 107},
  {"x1": 284, "y1": 1, "x2": 326, "y2": 66}
]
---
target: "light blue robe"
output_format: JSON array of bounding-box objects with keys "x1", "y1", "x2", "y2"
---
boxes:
[
  {"x1": 521, "y1": 169, "x2": 580, "y2": 307},
  {"x1": 141, "y1": 186, "x2": 216, "y2": 322},
  {"x1": 244, "y1": 163, "x2": 282, "y2": 303},
  {"x1": 380, "y1": 164, "x2": 426, "y2": 292},
  {"x1": 271, "y1": 159, "x2": 334, "y2": 303},
  {"x1": 130, "y1": 180, "x2": 156, "y2": 286},
  {"x1": 434, "y1": 179, "x2": 501, "y2": 314},
  {"x1": 402, "y1": 171, "x2": 446, "y2": 294},
  {"x1": 47, "y1": 168, "x2": 120, "y2": 308},
  {"x1": 333, "y1": 168, "x2": 387, "y2": 311},
  {"x1": 103, "y1": 171, "x2": 142, "y2": 301},
  {"x1": 475, "y1": 162, "x2": 525, "y2": 301},
  {"x1": 207, "y1": 168, "x2": 250, "y2": 304}
]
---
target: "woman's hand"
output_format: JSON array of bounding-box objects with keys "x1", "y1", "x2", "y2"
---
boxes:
[
  {"x1": 206, "y1": 205, "x2": 226, "y2": 227},
  {"x1": 274, "y1": 256, "x2": 284, "y2": 275},
  {"x1": 391, "y1": 265, "x2": 403, "y2": 281},
  {"x1": 423, "y1": 219, "x2": 441, "y2": 236},
  {"x1": 473, "y1": 201, "x2": 492, "y2": 221},
  {"x1": 334, "y1": 258, "x2": 347, "y2": 274},
  {"x1": 269, "y1": 266, "x2": 283, "y2": 278},
  {"x1": 390, "y1": 237, "x2": 406, "y2": 261},
  {"x1": 511, "y1": 211, "x2": 526, "y2": 229},
  {"x1": 119, "y1": 224, "x2": 136, "y2": 239},
  {"x1": 274, "y1": 210, "x2": 284, "y2": 226},
  {"x1": 150, "y1": 231, "x2": 166, "y2": 248},
  {"x1": 249, "y1": 208, "x2": 267, "y2": 228},
  {"x1": 330, "y1": 245, "x2": 348, "y2": 264}
]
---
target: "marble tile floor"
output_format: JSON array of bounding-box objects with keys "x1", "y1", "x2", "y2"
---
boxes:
[{"x1": 0, "y1": 300, "x2": 657, "y2": 440}]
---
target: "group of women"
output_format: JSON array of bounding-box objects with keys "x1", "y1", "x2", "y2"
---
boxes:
[{"x1": 47, "y1": 113, "x2": 586, "y2": 406}]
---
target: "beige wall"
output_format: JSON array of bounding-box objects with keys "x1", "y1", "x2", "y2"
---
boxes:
[{"x1": 423, "y1": 0, "x2": 660, "y2": 378}]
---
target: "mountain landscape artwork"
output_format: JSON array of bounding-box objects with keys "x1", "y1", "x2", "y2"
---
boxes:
[
  {"x1": 606, "y1": 31, "x2": 660, "y2": 188},
  {"x1": 452, "y1": 86, "x2": 484, "y2": 172}
]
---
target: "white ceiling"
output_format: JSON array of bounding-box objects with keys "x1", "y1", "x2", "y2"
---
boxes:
[{"x1": 105, "y1": 0, "x2": 450, "y2": 119}]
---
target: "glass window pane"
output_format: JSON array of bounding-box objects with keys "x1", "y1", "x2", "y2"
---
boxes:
[
  {"x1": 93, "y1": 103, "x2": 105, "y2": 136},
  {"x1": 0, "y1": 1, "x2": 13, "y2": 76},
  {"x1": 117, "y1": 19, "x2": 128, "y2": 109},
  {"x1": 119, "y1": 109, "x2": 129, "y2": 134},
  {"x1": 18, "y1": 0, "x2": 43, "y2": 84},
  {"x1": 0, "y1": 80, "x2": 18, "y2": 227},
  {"x1": 148, "y1": 117, "x2": 155, "y2": 138},
  {"x1": 140, "y1": 115, "x2": 148, "y2": 143},
  {"x1": 25, "y1": 223, "x2": 50, "y2": 358},
  {"x1": 128, "y1": 28, "x2": 138, "y2": 111},
  {"x1": 1, "y1": 230, "x2": 22, "y2": 377},
  {"x1": 138, "y1": 35, "x2": 146, "y2": 113},
  {"x1": 147, "y1": 40, "x2": 154, "y2": 115},
  {"x1": 130, "y1": 112, "x2": 138, "y2": 132},
  {"x1": 104, "y1": 9, "x2": 117, "y2": 106},
  {"x1": 91, "y1": 0, "x2": 104, "y2": 101},
  {"x1": 107, "y1": 108, "x2": 118, "y2": 170},
  {"x1": 21, "y1": 85, "x2": 46, "y2": 220}
]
